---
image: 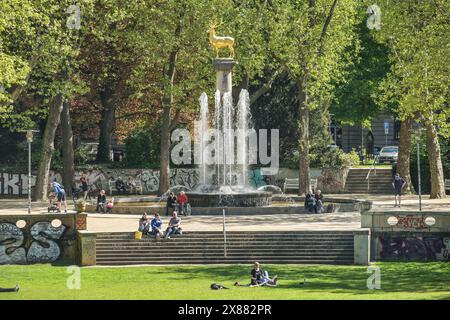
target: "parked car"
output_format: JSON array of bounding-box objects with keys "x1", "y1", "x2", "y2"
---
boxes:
[{"x1": 377, "y1": 146, "x2": 398, "y2": 163}]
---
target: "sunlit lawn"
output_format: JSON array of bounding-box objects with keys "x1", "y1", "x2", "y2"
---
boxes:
[{"x1": 0, "y1": 262, "x2": 449, "y2": 300}]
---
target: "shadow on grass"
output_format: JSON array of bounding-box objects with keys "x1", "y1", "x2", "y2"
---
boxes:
[{"x1": 156, "y1": 262, "x2": 450, "y2": 295}]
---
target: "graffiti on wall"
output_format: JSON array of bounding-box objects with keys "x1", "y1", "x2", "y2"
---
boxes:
[
  {"x1": 0, "y1": 173, "x2": 36, "y2": 195},
  {"x1": 1, "y1": 168, "x2": 346, "y2": 195},
  {"x1": 0, "y1": 222, "x2": 67, "y2": 264},
  {"x1": 395, "y1": 215, "x2": 428, "y2": 230},
  {"x1": 378, "y1": 235, "x2": 450, "y2": 261},
  {"x1": 1, "y1": 168, "x2": 260, "y2": 195}
]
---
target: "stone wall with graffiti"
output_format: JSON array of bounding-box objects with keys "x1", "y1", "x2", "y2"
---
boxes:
[
  {"x1": 0, "y1": 214, "x2": 86, "y2": 265},
  {"x1": 373, "y1": 233, "x2": 450, "y2": 261},
  {"x1": 0, "y1": 167, "x2": 347, "y2": 196}
]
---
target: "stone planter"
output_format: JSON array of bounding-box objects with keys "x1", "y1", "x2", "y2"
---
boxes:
[{"x1": 75, "y1": 201, "x2": 87, "y2": 213}]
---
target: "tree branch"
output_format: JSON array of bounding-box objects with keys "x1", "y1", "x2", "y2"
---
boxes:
[
  {"x1": 249, "y1": 66, "x2": 287, "y2": 105},
  {"x1": 169, "y1": 107, "x2": 182, "y2": 131},
  {"x1": 318, "y1": 0, "x2": 338, "y2": 56}
]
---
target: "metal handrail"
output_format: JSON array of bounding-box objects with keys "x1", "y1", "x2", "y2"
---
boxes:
[
  {"x1": 365, "y1": 155, "x2": 379, "y2": 191},
  {"x1": 222, "y1": 208, "x2": 227, "y2": 257}
]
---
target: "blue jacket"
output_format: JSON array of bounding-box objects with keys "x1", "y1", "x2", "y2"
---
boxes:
[
  {"x1": 151, "y1": 218, "x2": 162, "y2": 229},
  {"x1": 52, "y1": 182, "x2": 65, "y2": 194}
]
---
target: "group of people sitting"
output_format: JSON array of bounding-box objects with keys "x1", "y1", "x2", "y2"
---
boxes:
[
  {"x1": 304, "y1": 189, "x2": 325, "y2": 214},
  {"x1": 96, "y1": 190, "x2": 114, "y2": 213},
  {"x1": 166, "y1": 191, "x2": 189, "y2": 216},
  {"x1": 138, "y1": 211, "x2": 182, "y2": 239}
]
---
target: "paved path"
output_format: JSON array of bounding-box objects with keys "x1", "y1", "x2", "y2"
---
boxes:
[
  {"x1": 86, "y1": 212, "x2": 362, "y2": 232},
  {"x1": 0, "y1": 194, "x2": 448, "y2": 232}
]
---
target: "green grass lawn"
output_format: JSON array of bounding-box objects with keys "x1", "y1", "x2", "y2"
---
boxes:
[{"x1": 0, "y1": 262, "x2": 449, "y2": 300}]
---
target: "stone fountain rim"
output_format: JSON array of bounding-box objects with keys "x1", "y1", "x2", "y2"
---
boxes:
[{"x1": 187, "y1": 191, "x2": 273, "y2": 196}]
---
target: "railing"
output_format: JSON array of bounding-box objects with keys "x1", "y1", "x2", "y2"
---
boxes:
[
  {"x1": 222, "y1": 208, "x2": 227, "y2": 257},
  {"x1": 365, "y1": 155, "x2": 379, "y2": 191}
]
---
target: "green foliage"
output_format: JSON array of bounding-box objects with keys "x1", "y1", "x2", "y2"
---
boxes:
[
  {"x1": 310, "y1": 148, "x2": 360, "y2": 169},
  {"x1": 74, "y1": 145, "x2": 96, "y2": 166},
  {"x1": 124, "y1": 123, "x2": 161, "y2": 168},
  {"x1": 375, "y1": 0, "x2": 449, "y2": 136},
  {"x1": 331, "y1": 18, "x2": 391, "y2": 125}
]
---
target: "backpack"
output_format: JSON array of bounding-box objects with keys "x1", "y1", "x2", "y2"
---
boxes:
[{"x1": 210, "y1": 283, "x2": 229, "y2": 290}]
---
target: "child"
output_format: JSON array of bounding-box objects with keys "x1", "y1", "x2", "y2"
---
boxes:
[{"x1": 106, "y1": 198, "x2": 114, "y2": 213}]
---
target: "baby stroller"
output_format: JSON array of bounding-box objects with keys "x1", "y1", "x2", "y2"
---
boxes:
[{"x1": 47, "y1": 193, "x2": 59, "y2": 213}]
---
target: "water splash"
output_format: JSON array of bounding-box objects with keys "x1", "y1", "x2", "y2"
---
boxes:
[{"x1": 196, "y1": 89, "x2": 254, "y2": 193}]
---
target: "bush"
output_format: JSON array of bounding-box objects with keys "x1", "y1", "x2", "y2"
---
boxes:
[
  {"x1": 310, "y1": 147, "x2": 360, "y2": 168},
  {"x1": 74, "y1": 145, "x2": 96, "y2": 165},
  {"x1": 340, "y1": 149, "x2": 361, "y2": 168}
]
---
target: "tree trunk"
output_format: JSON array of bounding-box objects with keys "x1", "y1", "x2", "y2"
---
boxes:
[
  {"x1": 158, "y1": 52, "x2": 177, "y2": 195},
  {"x1": 397, "y1": 117, "x2": 414, "y2": 193},
  {"x1": 426, "y1": 122, "x2": 446, "y2": 198},
  {"x1": 158, "y1": 25, "x2": 182, "y2": 195},
  {"x1": 33, "y1": 93, "x2": 64, "y2": 201},
  {"x1": 159, "y1": 107, "x2": 172, "y2": 195},
  {"x1": 297, "y1": 75, "x2": 310, "y2": 196},
  {"x1": 61, "y1": 100, "x2": 75, "y2": 196},
  {"x1": 96, "y1": 88, "x2": 116, "y2": 163}
]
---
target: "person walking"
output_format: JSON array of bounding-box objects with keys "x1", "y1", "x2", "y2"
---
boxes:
[
  {"x1": 392, "y1": 173, "x2": 406, "y2": 208},
  {"x1": 80, "y1": 173, "x2": 88, "y2": 200},
  {"x1": 51, "y1": 181, "x2": 67, "y2": 213}
]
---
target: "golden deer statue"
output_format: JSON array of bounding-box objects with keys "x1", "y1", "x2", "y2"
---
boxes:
[{"x1": 207, "y1": 21, "x2": 235, "y2": 58}]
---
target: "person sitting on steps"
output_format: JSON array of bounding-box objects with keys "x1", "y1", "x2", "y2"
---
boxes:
[
  {"x1": 151, "y1": 213, "x2": 164, "y2": 239},
  {"x1": 165, "y1": 211, "x2": 182, "y2": 239},
  {"x1": 138, "y1": 212, "x2": 150, "y2": 235}
]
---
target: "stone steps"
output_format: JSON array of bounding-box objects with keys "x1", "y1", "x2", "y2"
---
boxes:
[
  {"x1": 345, "y1": 169, "x2": 393, "y2": 194},
  {"x1": 95, "y1": 231, "x2": 355, "y2": 265}
]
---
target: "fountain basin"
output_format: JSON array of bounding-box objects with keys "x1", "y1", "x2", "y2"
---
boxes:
[{"x1": 187, "y1": 191, "x2": 272, "y2": 207}]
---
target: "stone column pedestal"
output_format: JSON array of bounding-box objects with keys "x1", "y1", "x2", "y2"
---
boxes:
[
  {"x1": 78, "y1": 231, "x2": 96, "y2": 266},
  {"x1": 353, "y1": 229, "x2": 371, "y2": 265},
  {"x1": 213, "y1": 58, "x2": 237, "y2": 94}
]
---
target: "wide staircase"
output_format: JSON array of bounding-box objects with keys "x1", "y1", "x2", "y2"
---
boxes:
[
  {"x1": 345, "y1": 168, "x2": 393, "y2": 194},
  {"x1": 95, "y1": 231, "x2": 355, "y2": 265}
]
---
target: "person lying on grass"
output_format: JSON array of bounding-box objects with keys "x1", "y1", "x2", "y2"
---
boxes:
[
  {"x1": 0, "y1": 284, "x2": 19, "y2": 293},
  {"x1": 234, "y1": 262, "x2": 278, "y2": 287}
]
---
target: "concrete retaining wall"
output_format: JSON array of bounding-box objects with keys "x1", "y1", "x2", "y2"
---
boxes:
[
  {"x1": 361, "y1": 211, "x2": 450, "y2": 261},
  {"x1": 0, "y1": 213, "x2": 87, "y2": 265},
  {"x1": 1, "y1": 167, "x2": 350, "y2": 196}
]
